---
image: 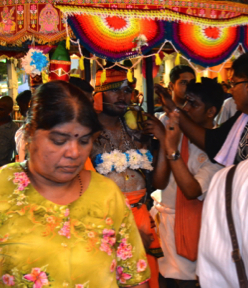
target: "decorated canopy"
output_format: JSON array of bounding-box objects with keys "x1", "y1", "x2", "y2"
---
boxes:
[{"x1": 0, "y1": 0, "x2": 248, "y2": 67}]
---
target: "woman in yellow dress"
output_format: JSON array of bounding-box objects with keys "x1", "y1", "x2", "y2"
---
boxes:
[{"x1": 0, "y1": 80, "x2": 150, "y2": 288}]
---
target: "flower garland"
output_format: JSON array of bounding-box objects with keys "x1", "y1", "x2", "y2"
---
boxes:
[
  {"x1": 94, "y1": 149, "x2": 153, "y2": 175},
  {"x1": 21, "y1": 48, "x2": 49, "y2": 76}
]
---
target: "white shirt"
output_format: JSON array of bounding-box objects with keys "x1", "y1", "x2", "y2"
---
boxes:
[
  {"x1": 215, "y1": 97, "x2": 237, "y2": 125},
  {"x1": 156, "y1": 114, "x2": 222, "y2": 280},
  {"x1": 197, "y1": 159, "x2": 248, "y2": 288}
]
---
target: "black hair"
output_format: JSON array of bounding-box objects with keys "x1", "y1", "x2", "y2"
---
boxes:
[
  {"x1": 69, "y1": 77, "x2": 94, "y2": 93},
  {"x1": 232, "y1": 53, "x2": 248, "y2": 79},
  {"x1": 16, "y1": 90, "x2": 32, "y2": 105},
  {"x1": 169, "y1": 65, "x2": 196, "y2": 84},
  {"x1": 26, "y1": 80, "x2": 102, "y2": 138},
  {"x1": 186, "y1": 77, "x2": 224, "y2": 116}
]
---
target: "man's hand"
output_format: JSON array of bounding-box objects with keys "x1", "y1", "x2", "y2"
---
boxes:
[
  {"x1": 143, "y1": 113, "x2": 165, "y2": 142},
  {"x1": 165, "y1": 111, "x2": 181, "y2": 153},
  {"x1": 139, "y1": 229, "x2": 154, "y2": 252},
  {"x1": 154, "y1": 83, "x2": 176, "y2": 113}
]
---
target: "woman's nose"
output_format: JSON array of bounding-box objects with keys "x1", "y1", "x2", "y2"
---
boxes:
[{"x1": 65, "y1": 141, "x2": 80, "y2": 159}]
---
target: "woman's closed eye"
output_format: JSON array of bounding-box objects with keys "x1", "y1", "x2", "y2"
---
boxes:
[{"x1": 50, "y1": 137, "x2": 68, "y2": 145}]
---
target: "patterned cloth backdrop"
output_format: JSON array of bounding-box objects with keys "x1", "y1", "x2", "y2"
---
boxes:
[{"x1": 0, "y1": 4, "x2": 71, "y2": 46}]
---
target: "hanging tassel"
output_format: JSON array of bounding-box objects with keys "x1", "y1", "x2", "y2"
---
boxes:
[
  {"x1": 155, "y1": 53, "x2": 162, "y2": 66},
  {"x1": 175, "y1": 52, "x2": 181, "y2": 65},
  {"x1": 196, "y1": 73, "x2": 202, "y2": 83},
  {"x1": 66, "y1": 36, "x2": 70, "y2": 50},
  {"x1": 127, "y1": 69, "x2": 133, "y2": 82},
  {"x1": 79, "y1": 56, "x2": 84, "y2": 70},
  {"x1": 100, "y1": 69, "x2": 106, "y2": 85},
  {"x1": 217, "y1": 72, "x2": 222, "y2": 83}
]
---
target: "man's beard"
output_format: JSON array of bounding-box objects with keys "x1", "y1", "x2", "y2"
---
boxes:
[{"x1": 102, "y1": 102, "x2": 127, "y2": 117}]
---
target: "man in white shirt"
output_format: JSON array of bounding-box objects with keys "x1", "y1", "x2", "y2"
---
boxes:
[
  {"x1": 215, "y1": 97, "x2": 237, "y2": 125},
  {"x1": 197, "y1": 159, "x2": 248, "y2": 288},
  {"x1": 152, "y1": 78, "x2": 224, "y2": 288}
]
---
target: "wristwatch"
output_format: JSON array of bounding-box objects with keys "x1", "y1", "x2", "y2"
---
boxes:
[{"x1": 166, "y1": 150, "x2": 180, "y2": 160}]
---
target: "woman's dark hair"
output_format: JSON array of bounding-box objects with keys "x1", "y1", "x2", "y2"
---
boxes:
[
  {"x1": 26, "y1": 80, "x2": 102, "y2": 138},
  {"x1": 186, "y1": 77, "x2": 224, "y2": 116}
]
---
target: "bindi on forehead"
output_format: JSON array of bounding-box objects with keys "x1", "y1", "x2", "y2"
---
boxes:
[{"x1": 74, "y1": 134, "x2": 79, "y2": 138}]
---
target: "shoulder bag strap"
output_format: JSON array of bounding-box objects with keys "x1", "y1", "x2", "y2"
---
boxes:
[{"x1": 225, "y1": 164, "x2": 248, "y2": 288}]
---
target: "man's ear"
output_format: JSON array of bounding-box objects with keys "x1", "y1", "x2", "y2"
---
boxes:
[
  {"x1": 207, "y1": 106, "x2": 217, "y2": 119},
  {"x1": 169, "y1": 82, "x2": 174, "y2": 92}
]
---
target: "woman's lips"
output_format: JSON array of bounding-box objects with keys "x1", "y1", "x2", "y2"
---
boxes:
[{"x1": 60, "y1": 166, "x2": 79, "y2": 173}]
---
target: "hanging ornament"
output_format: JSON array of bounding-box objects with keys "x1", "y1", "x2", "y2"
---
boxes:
[
  {"x1": 155, "y1": 53, "x2": 162, "y2": 66},
  {"x1": 21, "y1": 48, "x2": 49, "y2": 76},
  {"x1": 132, "y1": 34, "x2": 148, "y2": 52},
  {"x1": 79, "y1": 56, "x2": 85, "y2": 70},
  {"x1": 127, "y1": 69, "x2": 133, "y2": 82},
  {"x1": 100, "y1": 69, "x2": 107, "y2": 85},
  {"x1": 196, "y1": 73, "x2": 202, "y2": 83},
  {"x1": 49, "y1": 41, "x2": 71, "y2": 82},
  {"x1": 66, "y1": 36, "x2": 70, "y2": 50},
  {"x1": 217, "y1": 73, "x2": 222, "y2": 83},
  {"x1": 175, "y1": 52, "x2": 181, "y2": 66}
]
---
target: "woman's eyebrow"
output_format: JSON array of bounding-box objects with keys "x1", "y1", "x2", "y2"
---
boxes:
[{"x1": 49, "y1": 131, "x2": 70, "y2": 137}]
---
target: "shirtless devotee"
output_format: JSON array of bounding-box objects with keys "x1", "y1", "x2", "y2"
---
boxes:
[
  {"x1": 90, "y1": 66, "x2": 164, "y2": 288},
  {"x1": 155, "y1": 52, "x2": 248, "y2": 167}
]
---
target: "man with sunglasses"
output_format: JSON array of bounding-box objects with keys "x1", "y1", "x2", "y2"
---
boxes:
[{"x1": 155, "y1": 53, "x2": 248, "y2": 167}]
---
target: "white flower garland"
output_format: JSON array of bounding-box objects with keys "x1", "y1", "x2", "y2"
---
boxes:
[{"x1": 94, "y1": 149, "x2": 153, "y2": 175}]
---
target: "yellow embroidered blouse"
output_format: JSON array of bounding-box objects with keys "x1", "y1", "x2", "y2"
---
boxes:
[{"x1": 0, "y1": 163, "x2": 150, "y2": 288}]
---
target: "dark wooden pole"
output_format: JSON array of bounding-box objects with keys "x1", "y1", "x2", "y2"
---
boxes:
[
  {"x1": 83, "y1": 48, "x2": 91, "y2": 82},
  {"x1": 145, "y1": 53, "x2": 154, "y2": 114}
]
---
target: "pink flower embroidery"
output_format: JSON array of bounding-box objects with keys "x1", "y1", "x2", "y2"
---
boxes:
[
  {"x1": 110, "y1": 259, "x2": 117, "y2": 272},
  {"x1": 100, "y1": 242, "x2": 112, "y2": 255},
  {"x1": 13, "y1": 172, "x2": 30, "y2": 191},
  {"x1": 116, "y1": 266, "x2": 132, "y2": 284},
  {"x1": 105, "y1": 217, "x2": 113, "y2": 226},
  {"x1": 2, "y1": 274, "x2": 15, "y2": 286},
  {"x1": 23, "y1": 268, "x2": 49, "y2": 288},
  {"x1": 117, "y1": 238, "x2": 133, "y2": 260},
  {"x1": 137, "y1": 259, "x2": 147, "y2": 272},
  {"x1": 102, "y1": 229, "x2": 116, "y2": 245},
  {"x1": 100, "y1": 229, "x2": 116, "y2": 255},
  {"x1": 64, "y1": 208, "x2": 70, "y2": 217},
  {"x1": 58, "y1": 221, "x2": 71, "y2": 238}
]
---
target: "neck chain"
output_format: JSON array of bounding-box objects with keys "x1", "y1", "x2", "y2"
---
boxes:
[
  {"x1": 77, "y1": 174, "x2": 83, "y2": 197},
  {"x1": 22, "y1": 161, "x2": 83, "y2": 197},
  {"x1": 101, "y1": 117, "x2": 133, "y2": 151}
]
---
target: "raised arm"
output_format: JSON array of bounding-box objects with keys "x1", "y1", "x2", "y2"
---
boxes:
[
  {"x1": 154, "y1": 83, "x2": 206, "y2": 151},
  {"x1": 143, "y1": 113, "x2": 171, "y2": 189},
  {"x1": 165, "y1": 114, "x2": 202, "y2": 199}
]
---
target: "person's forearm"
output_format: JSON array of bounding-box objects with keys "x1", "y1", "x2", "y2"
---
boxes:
[
  {"x1": 178, "y1": 110, "x2": 206, "y2": 151},
  {"x1": 152, "y1": 142, "x2": 171, "y2": 189},
  {"x1": 169, "y1": 157, "x2": 202, "y2": 199}
]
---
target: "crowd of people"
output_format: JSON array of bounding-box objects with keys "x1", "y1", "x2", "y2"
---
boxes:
[{"x1": 1, "y1": 52, "x2": 248, "y2": 287}]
